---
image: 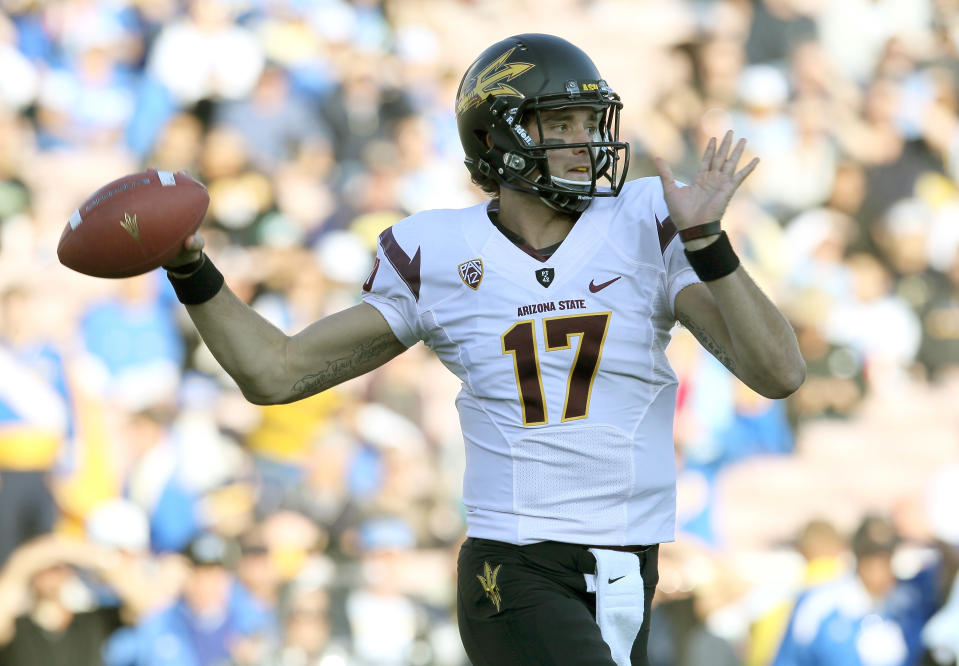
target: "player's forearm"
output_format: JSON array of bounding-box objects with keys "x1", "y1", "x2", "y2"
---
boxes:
[
  {"x1": 185, "y1": 294, "x2": 407, "y2": 404},
  {"x1": 701, "y1": 267, "x2": 805, "y2": 398},
  {"x1": 282, "y1": 311, "x2": 407, "y2": 401},
  {"x1": 184, "y1": 284, "x2": 293, "y2": 404}
]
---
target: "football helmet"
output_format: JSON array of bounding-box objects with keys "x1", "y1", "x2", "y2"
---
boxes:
[{"x1": 456, "y1": 33, "x2": 629, "y2": 214}]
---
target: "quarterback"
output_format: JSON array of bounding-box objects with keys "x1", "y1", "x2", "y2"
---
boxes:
[{"x1": 164, "y1": 34, "x2": 805, "y2": 666}]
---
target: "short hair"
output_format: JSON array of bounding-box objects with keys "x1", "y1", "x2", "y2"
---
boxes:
[
  {"x1": 471, "y1": 171, "x2": 500, "y2": 197},
  {"x1": 796, "y1": 518, "x2": 844, "y2": 559},
  {"x1": 851, "y1": 514, "x2": 899, "y2": 558}
]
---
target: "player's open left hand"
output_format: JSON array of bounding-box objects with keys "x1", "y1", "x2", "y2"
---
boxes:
[{"x1": 653, "y1": 130, "x2": 759, "y2": 231}]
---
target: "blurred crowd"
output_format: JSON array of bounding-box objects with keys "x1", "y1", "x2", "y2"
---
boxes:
[{"x1": 1, "y1": 0, "x2": 958, "y2": 664}]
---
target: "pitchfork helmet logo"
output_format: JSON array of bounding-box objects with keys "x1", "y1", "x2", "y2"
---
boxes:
[{"x1": 456, "y1": 48, "x2": 534, "y2": 115}]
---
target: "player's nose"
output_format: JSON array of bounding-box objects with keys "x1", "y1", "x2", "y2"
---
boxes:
[{"x1": 570, "y1": 127, "x2": 594, "y2": 148}]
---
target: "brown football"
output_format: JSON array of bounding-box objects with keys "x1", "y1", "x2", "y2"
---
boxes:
[{"x1": 57, "y1": 169, "x2": 209, "y2": 278}]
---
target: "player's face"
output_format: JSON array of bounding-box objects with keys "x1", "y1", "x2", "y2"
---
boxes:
[{"x1": 526, "y1": 106, "x2": 604, "y2": 181}]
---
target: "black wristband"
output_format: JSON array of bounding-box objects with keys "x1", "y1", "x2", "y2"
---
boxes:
[
  {"x1": 683, "y1": 231, "x2": 740, "y2": 281},
  {"x1": 166, "y1": 254, "x2": 224, "y2": 305},
  {"x1": 164, "y1": 255, "x2": 205, "y2": 278},
  {"x1": 678, "y1": 220, "x2": 722, "y2": 243}
]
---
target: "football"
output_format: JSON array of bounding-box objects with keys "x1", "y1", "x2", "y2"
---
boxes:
[{"x1": 57, "y1": 169, "x2": 209, "y2": 278}]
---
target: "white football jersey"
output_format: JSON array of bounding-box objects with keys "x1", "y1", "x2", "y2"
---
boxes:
[{"x1": 361, "y1": 177, "x2": 700, "y2": 546}]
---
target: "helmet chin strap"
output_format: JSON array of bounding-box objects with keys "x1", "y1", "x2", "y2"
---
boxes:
[
  {"x1": 538, "y1": 149, "x2": 609, "y2": 213},
  {"x1": 536, "y1": 165, "x2": 601, "y2": 214},
  {"x1": 544, "y1": 146, "x2": 610, "y2": 192},
  {"x1": 549, "y1": 175, "x2": 593, "y2": 191},
  {"x1": 503, "y1": 145, "x2": 614, "y2": 214},
  {"x1": 538, "y1": 180, "x2": 592, "y2": 214}
]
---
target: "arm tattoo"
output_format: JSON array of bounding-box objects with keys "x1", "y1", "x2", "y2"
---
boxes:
[
  {"x1": 677, "y1": 314, "x2": 738, "y2": 374},
  {"x1": 291, "y1": 332, "x2": 400, "y2": 397}
]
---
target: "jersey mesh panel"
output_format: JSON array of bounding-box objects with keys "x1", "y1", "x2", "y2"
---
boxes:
[{"x1": 513, "y1": 426, "x2": 631, "y2": 540}]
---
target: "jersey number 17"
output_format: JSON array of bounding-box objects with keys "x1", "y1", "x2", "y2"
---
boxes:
[{"x1": 501, "y1": 312, "x2": 611, "y2": 426}]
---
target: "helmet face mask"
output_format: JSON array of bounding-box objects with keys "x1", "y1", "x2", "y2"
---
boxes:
[{"x1": 457, "y1": 34, "x2": 630, "y2": 214}]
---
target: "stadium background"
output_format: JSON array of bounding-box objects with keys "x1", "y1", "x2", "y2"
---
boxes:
[{"x1": 0, "y1": 0, "x2": 958, "y2": 664}]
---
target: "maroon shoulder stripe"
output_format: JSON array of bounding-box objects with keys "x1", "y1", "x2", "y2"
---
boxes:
[
  {"x1": 656, "y1": 214, "x2": 678, "y2": 254},
  {"x1": 362, "y1": 257, "x2": 380, "y2": 292},
  {"x1": 379, "y1": 227, "x2": 421, "y2": 301}
]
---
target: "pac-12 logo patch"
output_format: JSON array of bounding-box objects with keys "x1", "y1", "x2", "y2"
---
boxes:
[{"x1": 458, "y1": 258, "x2": 484, "y2": 290}]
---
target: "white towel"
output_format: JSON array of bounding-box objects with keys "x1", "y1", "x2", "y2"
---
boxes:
[{"x1": 584, "y1": 548, "x2": 644, "y2": 666}]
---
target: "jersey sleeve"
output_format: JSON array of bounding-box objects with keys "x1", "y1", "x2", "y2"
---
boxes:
[
  {"x1": 653, "y1": 188, "x2": 701, "y2": 315},
  {"x1": 360, "y1": 227, "x2": 425, "y2": 348}
]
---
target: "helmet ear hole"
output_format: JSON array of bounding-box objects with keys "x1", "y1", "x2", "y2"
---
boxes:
[{"x1": 475, "y1": 130, "x2": 493, "y2": 150}]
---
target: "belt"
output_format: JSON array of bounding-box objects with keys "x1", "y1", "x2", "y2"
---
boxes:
[
  {"x1": 466, "y1": 538, "x2": 656, "y2": 555},
  {"x1": 585, "y1": 544, "x2": 655, "y2": 554}
]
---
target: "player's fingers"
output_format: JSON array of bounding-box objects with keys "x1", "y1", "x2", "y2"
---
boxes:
[
  {"x1": 163, "y1": 234, "x2": 205, "y2": 271},
  {"x1": 733, "y1": 157, "x2": 760, "y2": 187},
  {"x1": 724, "y1": 138, "x2": 747, "y2": 174},
  {"x1": 711, "y1": 130, "x2": 733, "y2": 171},
  {"x1": 714, "y1": 130, "x2": 733, "y2": 169},
  {"x1": 700, "y1": 137, "x2": 716, "y2": 172},
  {"x1": 184, "y1": 233, "x2": 205, "y2": 252}
]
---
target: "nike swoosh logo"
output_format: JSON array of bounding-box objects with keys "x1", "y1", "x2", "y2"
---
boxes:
[
  {"x1": 589, "y1": 276, "x2": 621, "y2": 293},
  {"x1": 608, "y1": 575, "x2": 626, "y2": 584}
]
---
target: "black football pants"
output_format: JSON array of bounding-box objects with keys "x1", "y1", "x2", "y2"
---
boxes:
[{"x1": 457, "y1": 537, "x2": 659, "y2": 665}]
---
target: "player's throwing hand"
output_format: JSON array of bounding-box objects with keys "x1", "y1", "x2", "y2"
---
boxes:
[
  {"x1": 163, "y1": 233, "x2": 205, "y2": 271},
  {"x1": 653, "y1": 130, "x2": 759, "y2": 231}
]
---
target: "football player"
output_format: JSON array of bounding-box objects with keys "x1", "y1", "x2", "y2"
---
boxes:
[{"x1": 164, "y1": 33, "x2": 805, "y2": 666}]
